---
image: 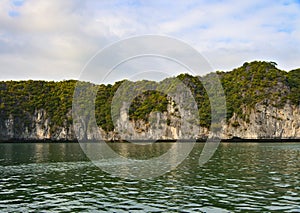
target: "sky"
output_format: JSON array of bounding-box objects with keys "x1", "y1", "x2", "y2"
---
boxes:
[{"x1": 0, "y1": 0, "x2": 300, "y2": 82}]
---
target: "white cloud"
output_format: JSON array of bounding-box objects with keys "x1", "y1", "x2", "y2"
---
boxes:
[{"x1": 0, "y1": 0, "x2": 299, "y2": 81}]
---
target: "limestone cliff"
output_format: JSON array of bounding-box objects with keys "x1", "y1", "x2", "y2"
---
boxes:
[
  {"x1": 0, "y1": 100, "x2": 299, "y2": 141},
  {"x1": 0, "y1": 61, "x2": 299, "y2": 141},
  {"x1": 222, "y1": 102, "x2": 300, "y2": 139},
  {"x1": 0, "y1": 109, "x2": 74, "y2": 141}
]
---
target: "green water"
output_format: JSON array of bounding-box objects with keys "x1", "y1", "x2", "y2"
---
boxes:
[{"x1": 0, "y1": 142, "x2": 300, "y2": 212}]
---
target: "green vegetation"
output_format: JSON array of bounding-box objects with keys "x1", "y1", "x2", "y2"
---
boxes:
[
  {"x1": 128, "y1": 91, "x2": 168, "y2": 122},
  {"x1": 220, "y1": 61, "x2": 290, "y2": 119},
  {"x1": 94, "y1": 81, "x2": 125, "y2": 132},
  {"x1": 0, "y1": 80, "x2": 76, "y2": 132},
  {"x1": 0, "y1": 61, "x2": 299, "y2": 131},
  {"x1": 287, "y1": 68, "x2": 300, "y2": 105},
  {"x1": 176, "y1": 73, "x2": 211, "y2": 127}
]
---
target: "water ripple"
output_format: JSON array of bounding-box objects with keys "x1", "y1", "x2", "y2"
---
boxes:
[{"x1": 0, "y1": 143, "x2": 300, "y2": 212}]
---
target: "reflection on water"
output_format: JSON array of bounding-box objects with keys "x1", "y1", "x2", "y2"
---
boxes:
[
  {"x1": 81, "y1": 142, "x2": 195, "y2": 179},
  {"x1": 0, "y1": 142, "x2": 300, "y2": 212},
  {"x1": 108, "y1": 142, "x2": 173, "y2": 159},
  {"x1": 34, "y1": 143, "x2": 49, "y2": 163}
]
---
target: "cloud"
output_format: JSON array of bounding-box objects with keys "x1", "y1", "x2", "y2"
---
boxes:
[
  {"x1": 0, "y1": 0, "x2": 299, "y2": 81},
  {"x1": 0, "y1": 0, "x2": 105, "y2": 80}
]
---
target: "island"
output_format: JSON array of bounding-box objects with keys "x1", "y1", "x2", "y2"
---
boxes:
[{"x1": 0, "y1": 61, "x2": 299, "y2": 142}]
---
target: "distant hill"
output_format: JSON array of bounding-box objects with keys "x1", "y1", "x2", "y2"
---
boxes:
[{"x1": 0, "y1": 61, "x2": 299, "y2": 141}]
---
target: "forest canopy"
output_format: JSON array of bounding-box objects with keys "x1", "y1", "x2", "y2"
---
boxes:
[{"x1": 0, "y1": 61, "x2": 299, "y2": 131}]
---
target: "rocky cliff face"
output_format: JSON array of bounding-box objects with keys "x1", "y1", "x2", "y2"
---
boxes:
[
  {"x1": 113, "y1": 99, "x2": 199, "y2": 141},
  {"x1": 0, "y1": 109, "x2": 75, "y2": 141},
  {"x1": 0, "y1": 101, "x2": 299, "y2": 141},
  {"x1": 1, "y1": 61, "x2": 299, "y2": 141},
  {"x1": 221, "y1": 102, "x2": 300, "y2": 139},
  {"x1": 112, "y1": 100, "x2": 300, "y2": 140}
]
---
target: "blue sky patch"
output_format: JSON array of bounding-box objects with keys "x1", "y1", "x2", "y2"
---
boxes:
[
  {"x1": 8, "y1": 10, "x2": 20, "y2": 17},
  {"x1": 12, "y1": 0, "x2": 24, "y2": 7}
]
